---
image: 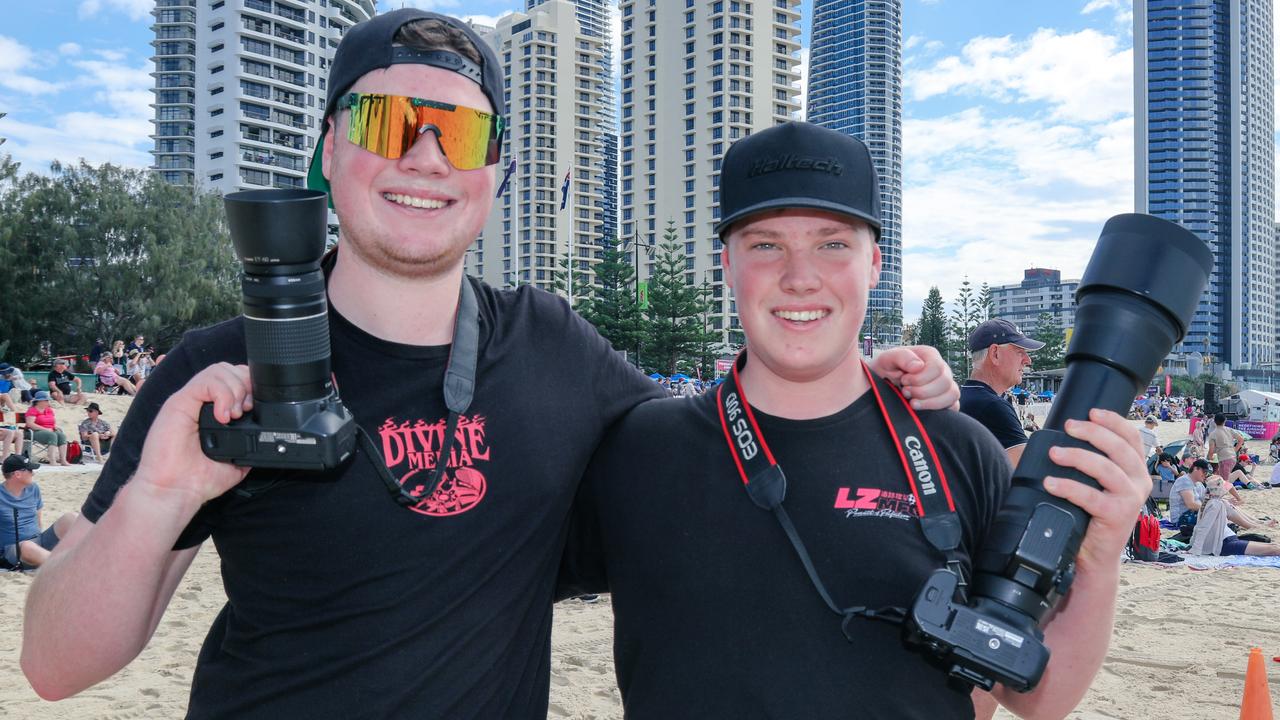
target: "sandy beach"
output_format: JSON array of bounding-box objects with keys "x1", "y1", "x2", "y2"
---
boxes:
[{"x1": 3, "y1": 397, "x2": 1278, "y2": 718}]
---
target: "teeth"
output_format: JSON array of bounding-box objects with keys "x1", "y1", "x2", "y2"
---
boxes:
[
  {"x1": 383, "y1": 192, "x2": 447, "y2": 209},
  {"x1": 774, "y1": 310, "x2": 828, "y2": 322}
]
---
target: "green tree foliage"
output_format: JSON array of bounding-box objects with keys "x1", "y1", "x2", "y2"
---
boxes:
[
  {"x1": 1030, "y1": 312, "x2": 1066, "y2": 371},
  {"x1": 948, "y1": 279, "x2": 982, "y2": 379},
  {"x1": 578, "y1": 238, "x2": 644, "y2": 362},
  {"x1": 977, "y1": 282, "x2": 994, "y2": 321},
  {"x1": 0, "y1": 158, "x2": 240, "y2": 364},
  {"x1": 642, "y1": 222, "x2": 719, "y2": 374},
  {"x1": 865, "y1": 307, "x2": 902, "y2": 348},
  {"x1": 916, "y1": 286, "x2": 948, "y2": 354}
]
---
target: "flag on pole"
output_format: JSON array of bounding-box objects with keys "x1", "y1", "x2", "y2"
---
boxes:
[
  {"x1": 560, "y1": 168, "x2": 571, "y2": 210},
  {"x1": 495, "y1": 159, "x2": 517, "y2": 198}
]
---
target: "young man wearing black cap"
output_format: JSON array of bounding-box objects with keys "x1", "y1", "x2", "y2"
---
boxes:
[
  {"x1": 961, "y1": 318, "x2": 1045, "y2": 465},
  {"x1": 21, "y1": 10, "x2": 957, "y2": 718},
  {"x1": 563, "y1": 122, "x2": 1153, "y2": 718},
  {"x1": 1, "y1": 455, "x2": 78, "y2": 569}
]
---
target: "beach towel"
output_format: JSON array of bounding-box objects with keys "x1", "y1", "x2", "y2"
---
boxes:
[{"x1": 1182, "y1": 555, "x2": 1280, "y2": 569}]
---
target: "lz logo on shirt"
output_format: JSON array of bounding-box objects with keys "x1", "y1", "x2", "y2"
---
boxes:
[
  {"x1": 833, "y1": 486, "x2": 915, "y2": 521},
  {"x1": 379, "y1": 415, "x2": 491, "y2": 517}
]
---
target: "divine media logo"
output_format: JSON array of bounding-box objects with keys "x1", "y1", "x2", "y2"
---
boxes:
[{"x1": 378, "y1": 414, "x2": 491, "y2": 517}]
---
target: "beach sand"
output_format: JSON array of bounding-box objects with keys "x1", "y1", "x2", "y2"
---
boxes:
[{"x1": 3, "y1": 399, "x2": 1278, "y2": 718}]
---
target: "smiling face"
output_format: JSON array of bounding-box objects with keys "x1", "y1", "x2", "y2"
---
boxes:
[
  {"x1": 723, "y1": 209, "x2": 881, "y2": 384},
  {"x1": 322, "y1": 64, "x2": 498, "y2": 280}
]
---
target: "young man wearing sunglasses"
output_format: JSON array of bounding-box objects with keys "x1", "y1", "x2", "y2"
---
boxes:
[
  {"x1": 22, "y1": 10, "x2": 957, "y2": 718},
  {"x1": 563, "y1": 123, "x2": 1154, "y2": 719}
]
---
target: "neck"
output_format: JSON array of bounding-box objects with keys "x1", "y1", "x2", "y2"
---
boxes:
[
  {"x1": 327, "y1": 249, "x2": 463, "y2": 346},
  {"x1": 969, "y1": 366, "x2": 1008, "y2": 395},
  {"x1": 736, "y1": 350, "x2": 869, "y2": 420}
]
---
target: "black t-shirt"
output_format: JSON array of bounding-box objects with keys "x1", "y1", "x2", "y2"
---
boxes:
[
  {"x1": 48, "y1": 369, "x2": 77, "y2": 392},
  {"x1": 83, "y1": 277, "x2": 662, "y2": 720},
  {"x1": 960, "y1": 380, "x2": 1027, "y2": 450},
  {"x1": 563, "y1": 390, "x2": 1010, "y2": 720}
]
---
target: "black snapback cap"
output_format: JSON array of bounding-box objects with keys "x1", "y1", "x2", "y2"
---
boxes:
[
  {"x1": 714, "y1": 121, "x2": 882, "y2": 240},
  {"x1": 308, "y1": 9, "x2": 505, "y2": 194}
]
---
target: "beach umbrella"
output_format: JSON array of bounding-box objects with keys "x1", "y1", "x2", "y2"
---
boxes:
[{"x1": 648, "y1": 373, "x2": 664, "y2": 380}]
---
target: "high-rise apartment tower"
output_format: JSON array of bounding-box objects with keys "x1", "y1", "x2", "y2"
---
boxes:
[
  {"x1": 151, "y1": 0, "x2": 375, "y2": 195},
  {"x1": 806, "y1": 0, "x2": 904, "y2": 346},
  {"x1": 618, "y1": 0, "x2": 803, "y2": 343},
  {"x1": 472, "y1": 1, "x2": 612, "y2": 293},
  {"x1": 1135, "y1": 0, "x2": 1276, "y2": 368}
]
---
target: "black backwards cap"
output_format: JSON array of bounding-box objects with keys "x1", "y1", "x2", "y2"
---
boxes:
[
  {"x1": 307, "y1": 8, "x2": 506, "y2": 195},
  {"x1": 714, "y1": 121, "x2": 882, "y2": 240}
]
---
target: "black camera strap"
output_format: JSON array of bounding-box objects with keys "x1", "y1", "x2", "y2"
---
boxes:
[
  {"x1": 362, "y1": 276, "x2": 480, "y2": 507},
  {"x1": 716, "y1": 351, "x2": 967, "y2": 636}
]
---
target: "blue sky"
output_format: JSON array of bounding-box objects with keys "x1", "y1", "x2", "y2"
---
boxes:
[{"x1": 0, "y1": 0, "x2": 1222, "y2": 319}]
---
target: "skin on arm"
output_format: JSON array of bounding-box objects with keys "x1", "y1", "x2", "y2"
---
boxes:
[
  {"x1": 21, "y1": 364, "x2": 253, "y2": 700},
  {"x1": 1179, "y1": 488, "x2": 1201, "y2": 512},
  {"x1": 989, "y1": 410, "x2": 1150, "y2": 719}
]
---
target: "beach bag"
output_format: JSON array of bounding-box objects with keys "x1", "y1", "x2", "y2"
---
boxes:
[
  {"x1": 65, "y1": 441, "x2": 82, "y2": 464},
  {"x1": 1129, "y1": 503, "x2": 1161, "y2": 561}
]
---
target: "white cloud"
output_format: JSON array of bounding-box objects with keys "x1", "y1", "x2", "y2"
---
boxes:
[
  {"x1": 95, "y1": 49, "x2": 128, "y2": 62},
  {"x1": 77, "y1": 0, "x2": 152, "y2": 22},
  {"x1": 1082, "y1": 0, "x2": 1133, "y2": 27},
  {"x1": 908, "y1": 28, "x2": 1132, "y2": 123},
  {"x1": 462, "y1": 12, "x2": 514, "y2": 28},
  {"x1": 0, "y1": 36, "x2": 61, "y2": 95},
  {"x1": 899, "y1": 105, "x2": 1134, "y2": 317},
  {"x1": 59, "y1": 42, "x2": 83, "y2": 56},
  {"x1": 1, "y1": 56, "x2": 153, "y2": 172}
]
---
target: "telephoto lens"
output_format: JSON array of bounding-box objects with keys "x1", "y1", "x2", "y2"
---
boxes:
[
  {"x1": 905, "y1": 214, "x2": 1212, "y2": 692},
  {"x1": 198, "y1": 189, "x2": 355, "y2": 471}
]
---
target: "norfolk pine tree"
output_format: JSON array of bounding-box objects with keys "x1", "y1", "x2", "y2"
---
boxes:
[
  {"x1": 643, "y1": 221, "x2": 718, "y2": 374},
  {"x1": 578, "y1": 238, "x2": 644, "y2": 363}
]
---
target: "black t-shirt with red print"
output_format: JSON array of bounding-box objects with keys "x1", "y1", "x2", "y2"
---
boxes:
[
  {"x1": 563, "y1": 391, "x2": 1011, "y2": 719},
  {"x1": 83, "y1": 277, "x2": 662, "y2": 720}
]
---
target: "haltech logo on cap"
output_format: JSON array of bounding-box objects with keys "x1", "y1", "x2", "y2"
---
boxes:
[{"x1": 747, "y1": 154, "x2": 843, "y2": 178}]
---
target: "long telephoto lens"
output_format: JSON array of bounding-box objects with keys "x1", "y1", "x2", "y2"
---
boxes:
[
  {"x1": 969, "y1": 214, "x2": 1212, "y2": 662},
  {"x1": 223, "y1": 189, "x2": 332, "y2": 404}
]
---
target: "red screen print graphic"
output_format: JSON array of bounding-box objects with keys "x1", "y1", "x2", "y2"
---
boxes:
[{"x1": 379, "y1": 414, "x2": 491, "y2": 516}]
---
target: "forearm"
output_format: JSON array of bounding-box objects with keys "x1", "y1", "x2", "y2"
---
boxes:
[
  {"x1": 22, "y1": 479, "x2": 202, "y2": 700},
  {"x1": 992, "y1": 560, "x2": 1119, "y2": 719}
]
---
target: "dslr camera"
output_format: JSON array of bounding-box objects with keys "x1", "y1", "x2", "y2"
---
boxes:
[
  {"x1": 198, "y1": 189, "x2": 356, "y2": 471},
  {"x1": 903, "y1": 214, "x2": 1212, "y2": 692}
]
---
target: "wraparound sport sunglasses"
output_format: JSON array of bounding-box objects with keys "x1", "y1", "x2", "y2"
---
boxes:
[{"x1": 340, "y1": 92, "x2": 504, "y2": 170}]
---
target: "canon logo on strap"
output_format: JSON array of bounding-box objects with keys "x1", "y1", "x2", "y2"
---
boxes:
[
  {"x1": 724, "y1": 391, "x2": 759, "y2": 461},
  {"x1": 904, "y1": 436, "x2": 937, "y2": 495}
]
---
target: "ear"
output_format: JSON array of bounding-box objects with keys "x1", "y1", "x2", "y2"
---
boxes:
[
  {"x1": 868, "y1": 238, "x2": 882, "y2": 289},
  {"x1": 321, "y1": 116, "x2": 337, "y2": 181}
]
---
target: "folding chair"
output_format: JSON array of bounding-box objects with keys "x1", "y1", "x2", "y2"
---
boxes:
[{"x1": 15, "y1": 412, "x2": 52, "y2": 463}]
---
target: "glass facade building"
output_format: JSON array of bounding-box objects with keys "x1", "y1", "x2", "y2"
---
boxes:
[
  {"x1": 1135, "y1": 0, "x2": 1275, "y2": 368},
  {"x1": 806, "y1": 0, "x2": 903, "y2": 345}
]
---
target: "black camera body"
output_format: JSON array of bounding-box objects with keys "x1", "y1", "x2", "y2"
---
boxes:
[
  {"x1": 198, "y1": 189, "x2": 356, "y2": 472},
  {"x1": 199, "y1": 394, "x2": 355, "y2": 471},
  {"x1": 902, "y1": 213, "x2": 1212, "y2": 692}
]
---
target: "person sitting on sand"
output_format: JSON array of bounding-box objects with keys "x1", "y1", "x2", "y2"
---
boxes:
[
  {"x1": 1189, "y1": 475, "x2": 1280, "y2": 556},
  {"x1": 23, "y1": 392, "x2": 72, "y2": 466},
  {"x1": 0, "y1": 455, "x2": 78, "y2": 569},
  {"x1": 77, "y1": 403, "x2": 113, "y2": 462},
  {"x1": 93, "y1": 353, "x2": 136, "y2": 396}
]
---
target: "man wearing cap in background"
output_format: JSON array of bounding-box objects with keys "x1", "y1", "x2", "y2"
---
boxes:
[
  {"x1": 21, "y1": 10, "x2": 956, "y2": 718},
  {"x1": 562, "y1": 122, "x2": 1153, "y2": 718},
  {"x1": 77, "y1": 403, "x2": 112, "y2": 463},
  {"x1": 1, "y1": 455, "x2": 78, "y2": 570},
  {"x1": 961, "y1": 318, "x2": 1045, "y2": 465},
  {"x1": 47, "y1": 359, "x2": 85, "y2": 406}
]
